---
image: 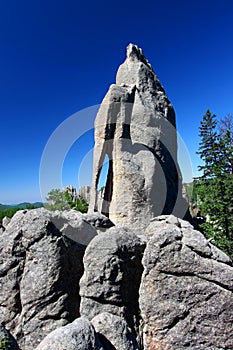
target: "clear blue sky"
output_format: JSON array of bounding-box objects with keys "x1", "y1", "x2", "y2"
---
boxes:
[{"x1": 0, "y1": 0, "x2": 232, "y2": 203}]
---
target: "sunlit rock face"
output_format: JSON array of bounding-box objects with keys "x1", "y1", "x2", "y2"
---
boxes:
[{"x1": 88, "y1": 43, "x2": 189, "y2": 229}]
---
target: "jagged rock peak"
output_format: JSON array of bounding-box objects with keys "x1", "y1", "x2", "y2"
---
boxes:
[
  {"x1": 116, "y1": 42, "x2": 164, "y2": 95},
  {"x1": 89, "y1": 43, "x2": 190, "y2": 229},
  {"x1": 126, "y1": 43, "x2": 152, "y2": 69}
]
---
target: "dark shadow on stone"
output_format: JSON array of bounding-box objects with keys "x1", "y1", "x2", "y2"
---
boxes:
[{"x1": 96, "y1": 334, "x2": 117, "y2": 350}]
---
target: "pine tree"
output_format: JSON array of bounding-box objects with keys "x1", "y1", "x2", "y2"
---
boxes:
[
  {"x1": 46, "y1": 189, "x2": 70, "y2": 211},
  {"x1": 196, "y1": 109, "x2": 218, "y2": 179},
  {"x1": 196, "y1": 110, "x2": 233, "y2": 257},
  {"x1": 46, "y1": 188, "x2": 88, "y2": 213}
]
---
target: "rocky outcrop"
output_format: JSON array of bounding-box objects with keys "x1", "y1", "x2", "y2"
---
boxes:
[
  {"x1": 2, "y1": 216, "x2": 11, "y2": 228},
  {"x1": 82, "y1": 211, "x2": 114, "y2": 233},
  {"x1": 51, "y1": 209, "x2": 97, "y2": 244},
  {"x1": 139, "y1": 215, "x2": 233, "y2": 350},
  {"x1": 79, "y1": 227, "x2": 146, "y2": 335},
  {"x1": 2, "y1": 208, "x2": 232, "y2": 350},
  {"x1": 1, "y1": 42, "x2": 232, "y2": 350},
  {"x1": 88, "y1": 43, "x2": 190, "y2": 229},
  {"x1": 0, "y1": 223, "x2": 4, "y2": 234},
  {"x1": 92, "y1": 312, "x2": 139, "y2": 350},
  {"x1": 78, "y1": 185, "x2": 91, "y2": 204},
  {"x1": 36, "y1": 313, "x2": 139, "y2": 350},
  {"x1": 36, "y1": 317, "x2": 104, "y2": 350},
  {"x1": 63, "y1": 185, "x2": 77, "y2": 202},
  {"x1": 0, "y1": 208, "x2": 86, "y2": 350}
]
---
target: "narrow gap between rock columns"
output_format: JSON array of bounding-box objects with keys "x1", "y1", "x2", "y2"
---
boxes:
[{"x1": 97, "y1": 153, "x2": 113, "y2": 217}]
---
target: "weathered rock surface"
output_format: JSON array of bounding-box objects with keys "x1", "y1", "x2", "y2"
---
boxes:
[
  {"x1": 63, "y1": 184, "x2": 77, "y2": 202},
  {"x1": 139, "y1": 216, "x2": 233, "y2": 350},
  {"x1": 51, "y1": 209, "x2": 97, "y2": 245},
  {"x1": 2, "y1": 208, "x2": 232, "y2": 350},
  {"x1": 36, "y1": 317, "x2": 104, "y2": 350},
  {"x1": 79, "y1": 227, "x2": 146, "y2": 334},
  {"x1": 78, "y1": 185, "x2": 91, "y2": 204},
  {"x1": 92, "y1": 312, "x2": 140, "y2": 350},
  {"x1": 0, "y1": 223, "x2": 4, "y2": 234},
  {"x1": 88, "y1": 43, "x2": 190, "y2": 229},
  {"x1": 2, "y1": 216, "x2": 11, "y2": 228},
  {"x1": 0, "y1": 323, "x2": 20, "y2": 350},
  {"x1": 0, "y1": 208, "x2": 85, "y2": 350},
  {"x1": 83, "y1": 211, "x2": 114, "y2": 233}
]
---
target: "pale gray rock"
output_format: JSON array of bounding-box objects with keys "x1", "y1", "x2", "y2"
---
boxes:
[
  {"x1": 0, "y1": 208, "x2": 85, "y2": 350},
  {"x1": 0, "y1": 224, "x2": 4, "y2": 234},
  {"x1": 63, "y1": 184, "x2": 77, "y2": 202},
  {"x1": 83, "y1": 211, "x2": 114, "y2": 233},
  {"x1": 0, "y1": 323, "x2": 20, "y2": 350},
  {"x1": 92, "y1": 312, "x2": 140, "y2": 350},
  {"x1": 36, "y1": 317, "x2": 104, "y2": 350},
  {"x1": 139, "y1": 218, "x2": 233, "y2": 350},
  {"x1": 51, "y1": 209, "x2": 97, "y2": 245},
  {"x1": 2, "y1": 216, "x2": 11, "y2": 228},
  {"x1": 88, "y1": 43, "x2": 190, "y2": 229},
  {"x1": 78, "y1": 185, "x2": 91, "y2": 204},
  {"x1": 28, "y1": 208, "x2": 97, "y2": 245},
  {"x1": 79, "y1": 227, "x2": 146, "y2": 334},
  {"x1": 146, "y1": 214, "x2": 193, "y2": 237}
]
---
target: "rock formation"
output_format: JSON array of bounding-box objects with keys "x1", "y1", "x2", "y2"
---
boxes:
[
  {"x1": 88, "y1": 43, "x2": 189, "y2": 229},
  {"x1": 92, "y1": 312, "x2": 140, "y2": 350},
  {"x1": 2, "y1": 216, "x2": 11, "y2": 228},
  {"x1": 139, "y1": 215, "x2": 233, "y2": 350},
  {"x1": 0, "y1": 208, "x2": 232, "y2": 350},
  {"x1": 63, "y1": 185, "x2": 77, "y2": 202},
  {"x1": 79, "y1": 227, "x2": 146, "y2": 336},
  {"x1": 78, "y1": 185, "x2": 91, "y2": 204},
  {"x1": 0, "y1": 208, "x2": 86, "y2": 349},
  {"x1": 1, "y1": 44, "x2": 233, "y2": 350},
  {"x1": 36, "y1": 317, "x2": 104, "y2": 350},
  {"x1": 36, "y1": 314, "x2": 139, "y2": 350},
  {"x1": 0, "y1": 223, "x2": 4, "y2": 234},
  {"x1": 82, "y1": 211, "x2": 114, "y2": 233}
]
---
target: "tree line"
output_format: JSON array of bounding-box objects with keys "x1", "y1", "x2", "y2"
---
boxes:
[
  {"x1": 0, "y1": 204, "x2": 39, "y2": 223},
  {"x1": 195, "y1": 111, "x2": 233, "y2": 258}
]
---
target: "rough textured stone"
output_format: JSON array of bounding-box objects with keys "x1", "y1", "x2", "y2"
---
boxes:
[
  {"x1": 79, "y1": 227, "x2": 146, "y2": 334},
  {"x1": 63, "y1": 184, "x2": 77, "y2": 202},
  {"x1": 0, "y1": 224, "x2": 4, "y2": 234},
  {"x1": 36, "y1": 317, "x2": 104, "y2": 350},
  {"x1": 51, "y1": 209, "x2": 97, "y2": 245},
  {"x1": 2, "y1": 216, "x2": 11, "y2": 228},
  {"x1": 83, "y1": 211, "x2": 114, "y2": 233},
  {"x1": 145, "y1": 214, "x2": 193, "y2": 237},
  {"x1": 88, "y1": 43, "x2": 190, "y2": 229},
  {"x1": 0, "y1": 323, "x2": 20, "y2": 350},
  {"x1": 0, "y1": 208, "x2": 85, "y2": 350},
  {"x1": 78, "y1": 185, "x2": 91, "y2": 204},
  {"x1": 139, "y1": 217, "x2": 233, "y2": 350},
  {"x1": 92, "y1": 312, "x2": 140, "y2": 350}
]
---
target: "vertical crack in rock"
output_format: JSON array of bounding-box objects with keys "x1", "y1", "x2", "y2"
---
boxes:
[
  {"x1": 89, "y1": 43, "x2": 190, "y2": 229},
  {"x1": 79, "y1": 227, "x2": 146, "y2": 342}
]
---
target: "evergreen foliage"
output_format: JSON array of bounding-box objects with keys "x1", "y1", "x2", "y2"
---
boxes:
[
  {"x1": 46, "y1": 188, "x2": 88, "y2": 213},
  {"x1": 0, "y1": 204, "x2": 40, "y2": 224},
  {"x1": 0, "y1": 208, "x2": 19, "y2": 223},
  {"x1": 196, "y1": 110, "x2": 233, "y2": 257}
]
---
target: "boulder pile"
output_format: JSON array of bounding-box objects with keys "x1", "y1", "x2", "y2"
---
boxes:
[{"x1": 0, "y1": 209, "x2": 232, "y2": 350}]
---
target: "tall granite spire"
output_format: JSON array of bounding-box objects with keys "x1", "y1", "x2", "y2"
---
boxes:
[{"x1": 88, "y1": 44, "x2": 189, "y2": 229}]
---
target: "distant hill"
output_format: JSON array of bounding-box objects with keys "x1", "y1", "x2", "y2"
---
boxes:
[
  {"x1": 0, "y1": 202, "x2": 44, "y2": 210},
  {"x1": 0, "y1": 202, "x2": 44, "y2": 223}
]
